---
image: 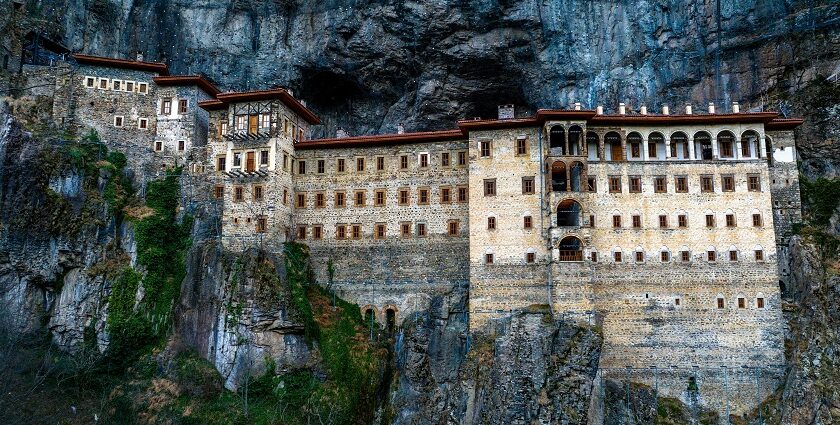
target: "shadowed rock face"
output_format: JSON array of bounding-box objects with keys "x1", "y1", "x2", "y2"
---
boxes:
[{"x1": 51, "y1": 0, "x2": 840, "y2": 138}]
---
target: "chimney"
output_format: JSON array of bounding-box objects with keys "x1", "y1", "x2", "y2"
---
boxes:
[
  {"x1": 618, "y1": 103, "x2": 626, "y2": 115},
  {"x1": 498, "y1": 104, "x2": 515, "y2": 120},
  {"x1": 708, "y1": 102, "x2": 715, "y2": 114},
  {"x1": 662, "y1": 105, "x2": 670, "y2": 115},
  {"x1": 574, "y1": 102, "x2": 581, "y2": 111},
  {"x1": 685, "y1": 104, "x2": 693, "y2": 115},
  {"x1": 136, "y1": 52, "x2": 144, "y2": 62},
  {"x1": 336, "y1": 128, "x2": 348, "y2": 138},
  {"x1": 300, "y1": 100, "x2": 307, "y2": 107},
  {"x1": 397, "y1": 123, "x2": 405, "y2": 134},
  {"x1": 596, "y1": 105, "x2": 604, "y2": 115},
  {"x1": 640, "y1": 105, "x2": 647, "y2": 115},
  {"x1": 287, "y1": 89, "x2": 294, "y2": 97},
  {"x1": 732, "y1": 102, "x2": 740, "y2": 113}
]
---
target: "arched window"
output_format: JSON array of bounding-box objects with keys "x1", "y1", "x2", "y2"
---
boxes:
[
  {"x1": 586, "y1": 132, "x2": 600, "y2": 161},
  {"x1": 765, "y1": 136, "x2": 774, "y2": 166},
  {"x1": 550, "y1": 125, "x2": 566, "y2": 153},
  {"x1": 694, "y1": 131, "x2": 712, "y2": 160},
  {"x1": 569, "y1": 161, "x2": 584, "y2": 192},
  {"x1": 557, "y1": 199, "x2": 582, "y2": 227},
  {"x1": 717, "y1": 131, "x2": 736, "y2": 158},
  {"x1": 568, "y1": 125, "x2": 583, "y2": 155},
  {"x1": 670, "y1": 131, "x2": 688, "y2": 159},
  {"x1": 363, "y1": 306, "x2": 376, "y2": 325},
  {"x1": 605, "y1": 131, "x2": 623, "y2": 161},
  {"x1": 385, "y1": 307, "x2": 397, "y2": 333},
  {"x1": 648, "y1": 132, "x2": 665, "y2": 160},
  {"x1": 627, "y1": 132, "x2": 643, "y2": 159},
  {"x1": 741, "y1": 130, "x2": 760, "y2": 158},
  {"x1": 551, "y1": 161, "x2": 567, "y2": 192},
  {"x1": 558, "y1": 236, "x2": 583, "y2": 261}
]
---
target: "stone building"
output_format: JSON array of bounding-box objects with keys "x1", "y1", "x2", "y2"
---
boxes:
[{"x1": 11, "y1": 52, "x2": 804, "y2": 416}]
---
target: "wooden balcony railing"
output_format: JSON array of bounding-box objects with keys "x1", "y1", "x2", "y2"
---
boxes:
[{"x1": 558, "y1": 250, "x2": 583, "y2": 262}]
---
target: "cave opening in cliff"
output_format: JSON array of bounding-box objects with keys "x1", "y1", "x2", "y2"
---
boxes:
[{"x1": 296, "y1": 69, "x2": 366, "y2": 114}]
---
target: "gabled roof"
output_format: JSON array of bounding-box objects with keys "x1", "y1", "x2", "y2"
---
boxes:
[
  {"x1": 296, "y1": 130, "x2": 464, "y2": 150},
  {"x1": 153, "y1": 75, "x2": 221, "y2": 96},
  {"x1": 72, "y1": 53, "x2": 169, "y2": 75},
  {"x1": 198, "y1": 88, "x2": 320, "y2": 125},
  {"x1": 765, "y1": 118, "x2": 805, "y2": 131}
]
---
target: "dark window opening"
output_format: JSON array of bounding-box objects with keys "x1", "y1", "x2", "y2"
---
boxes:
[{"x1": 557, "y1": 199, "x2": 581, "y2": 227}]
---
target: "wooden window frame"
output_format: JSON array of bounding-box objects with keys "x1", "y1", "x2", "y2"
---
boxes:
[
  {"x1": 516, "y1": 138, "x2": 528, "y2": 156},
  {"x1": 354, "y1": 190, "x2": 366, "y2": 207},
  {"x1": 418, "y1": 187, "x2": 430, "y2": 205},
  {"x1": 316, "y1": 159, "x2": 325, "y2": 174},
  {"x1": 113, "y1": 115, "x2": 124, "y2": 127},
  {"x1": 700, "y1": 175, "x2": 714, "y2": 193},
  {"x1": 752, "y1": 213, "x2": 762, "y2": 227},
  {"x1": 586, "y1": 177, "x2": 597, "y2": 192},
  {"x1": 256, "y1": 216, "x2": 267, "y2": 233},
  {"x1": 398, "y1": 188, "x2": 410, "y2": 206},
  {"x1": 628, "y1": 176, "x2": 642, "y2": 193},
  {"x1": 675, "y1": 176, "x2": 688, "y2": 193},
  {"x1": 522, "y1": 177, "x2": 535, "y2": 194},
  {"x1": 654, "y1": 176, "x2": 667, "y2": 193},
  {"x1": 374, "y1": 189, "x2": 386, "y2": 207},
  {"x1": 400, "y1": 222, "x2": 412, "y2": 238},
  {"x1": 214, "y1": 185, "x2": 224, "y2": 199},
  {"x1": 419, "y1": 153, "x2": 429, "y2": 168},
  {"x1": 457, "y1": 186, "x2": 468, "y2": 203},
  {"x1": 234, "y1": 186, "x2": 244, "y2": 202},
  {"x1": 458, "y1": 151, "x2": 467, "y2": 166},
  {"x1": 487, "y1": 216, "x2": 496, "y2": 230},
  {"x1": 356, "y1": 157, "x2": 365, "y2": 172},
  {"x1": 631, "y1": 215, "x2": 641, "y2": 229},
  {"x1": 351, "y1": 224, "x2": 362, "y2": 240},
  {"x1": 747, "y1": 174, "x2": 761, "y2": 192},
  {"x1": 725, "y1": 214, "x2": 736, "y2": 228},
  {"x1": 297, "y1": 225, "x2": 307, "y2": 240},
  {"x1": 178, "y1": 99, "x2": 188, "y2": 114},
  {"x1": 729, "y1": 250, "x2": 738, "y2": 262},
  {"x1": 680, "y1": 250, "x2": 690, "y2": 262},
  {"x1": 658, "y1": 215, "x2": 668, "y2": 228},
  {"x1": 661, "y1": 251, "x2": 670, "y2": 262},
  {"x1": 613, "y1": 215, "x2": 623, "y2": 229},
  {"x1": 374, "y1": 223, "x2": 387, "y2": 240},
  {"x1": 448, "y1": 220, "x2": 460, "y2": 236},
  {"x1": 296, "y1": 192, "x2": 307, "y2": 208},
  {"x1": 705, "y1": 214, "x2": 715, "y2": 228},
  {"x1": 376, "y1": 156, "x2": 385, "y2": 171},
  {"x1": 335, "y1": 191, "x2": 346, "y2": 208},
  {"x1": 315, "y1": 192, "x2": 326, "y2": 208},
  {"x1": 678, "y1": 214, "x2": 688, "y2": 228},
  {"x1": 253, "y1": 185, "x2": 264, "y2": 201},
  {"x1": 608, "y1": 176, "x2": 622, "y2": 193},
  {"x1": 441, "y1": 152, "x2": 451, "y2": 167},
  {"x1": 440, "y1": 187, "x2": 451, "y2": 204},
  {"x1": 313, "y1": 225, "x2": 323, "y2": 240},
  {"x1": 337, "y1": 158, "x2": 346, "y2": 173},
  {"x1": 298, "y1": 160, "x2": 306, "y2": 175},
  {"x1": 400, "y1": 155, "x2": 409, "y2": 169},
  {"x1": 524, "y1": 215, "x2": 533, "y2": 229},
  {"x1": 336, "y1": 224, "x2": 347, "y2": 240},
  {"x1": 483, "y1": 179, "x2": 497, "y2": 197},
  {"x1": 721, "y1": 175, "x2": 735, "y2": 192},
  {"x1": 416, "y1": 223, "x2": 427, "y2": 238},
  {"x1": 485, "y1": 253, "x2": 494, "y2": 264},
  {"x1": 613, "y1": 251, "x2": 623, "y2": 262},
  {"x1": 526, "y1": 252, "x2": 536, "y2": 263}
]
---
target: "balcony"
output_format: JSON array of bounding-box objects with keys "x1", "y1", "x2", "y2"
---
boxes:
[{"x1": 224, "y1": 130, "x2": 273, "y2": 145}]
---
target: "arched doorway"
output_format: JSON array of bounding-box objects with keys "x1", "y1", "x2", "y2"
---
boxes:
[
  {"x1": 551, "y1": 161, "x2": 567, "y2": 192},
  {"x1": 558, "y1": 236, "x2": 583, "y2": 261},
  {"x1": 550, "y1": 126, "x2": 566, "y2": 154},
  {"x1": 568, "y1": 125, "x2": 583, "y2": 155},
  {"x1": 605, "y1": 131, "x2": 622, "y2": 161},
  {"x1": 385, "y1": 308, "x2": 396, "y2": 334},
  {"x1": 741, "y1": 130, "x2": 760, "y2": 158},
  {"x1": 557, "y1": 199, "x2": 581, "y2": 227}
]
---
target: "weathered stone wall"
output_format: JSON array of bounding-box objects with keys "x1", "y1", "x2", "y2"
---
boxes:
[
  {"x1": 766, "y1": 129, "x2": 801, "y2": 291},
  {"x1": 295, "y1": 140, "x2": 470, "y2": 318},
  {"x1": 154, "y1": 85, "x2": 212, "y2": 167}
]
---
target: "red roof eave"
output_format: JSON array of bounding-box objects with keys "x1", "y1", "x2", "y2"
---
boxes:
[
  {"x1": 296, "y1": 129, "x2": 464, "y2": 150},
  {"x1": 153, "y1": 75, "x2": 221, "y2": 96},
  {"x1": 765, "y1": 118, "x2": 805, "y2": 131},
  {"x1": 72, "y1": 53, "x2": 169, "y2": 75},
  {"x1": 206, "y1": 88, "x2": 320, "y2": 125}
]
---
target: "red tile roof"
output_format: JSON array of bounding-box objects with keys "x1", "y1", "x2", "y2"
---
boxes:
[
  {"x1": 198, "y1": 88, "x2": 320, "y2": 125},
  {"x1": 765, "y1": 118, "x2": 805, "y2": 130},
  {"x1": 72, "y1": 53, "x2": 169, "y2": 75},
  {"x1": 153, "y1": 75, "x2": 221, "y2": 96},
  {"x1": 296, "y1": 129, "x2": 464, "y2": 150}
]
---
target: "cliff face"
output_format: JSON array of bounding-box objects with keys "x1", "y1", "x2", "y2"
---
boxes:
[{"x1": 47, "y1": 0, "x2": 840, "y2": 138}]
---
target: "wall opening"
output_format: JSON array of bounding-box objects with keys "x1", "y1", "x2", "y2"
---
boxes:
[
  {"x1": 551, "y1": 161, "x2": 567, "y2": 192},
  {"x1": 550, "y1": 125, "x2": 566, "y2": 153},
  {"x1": 558, "y1": 236, "x2": 583, "y2": 261}
]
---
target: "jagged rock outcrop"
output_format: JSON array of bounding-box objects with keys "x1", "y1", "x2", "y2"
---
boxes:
[{"x1": 391, "y1": 291, "x2": 602, "y2": 424}]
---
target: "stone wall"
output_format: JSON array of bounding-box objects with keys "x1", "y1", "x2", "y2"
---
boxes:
[
  {"x1": 766, "y1": 129, "x2": 801, "y2": 291},
  {"x1": 154, "y1": 85, "x2": 212, "y2": 167}
]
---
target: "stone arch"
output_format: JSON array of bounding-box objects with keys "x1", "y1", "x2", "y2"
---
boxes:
[
  {"x1": 626, "y1": 132, "x2": 643, "y2": 160},
  {"x1": 557, "y1": 198, "x2": 582, "y2": 227},
  {"x1": 694, "y1": 131, "x2": 713, "y2": 160},
  {"x1": 586, "y1": 131, "x2": 600, "y2": 160},
  {"x1": 648, "y1": 131, "x2": 665, "y2": 160},
  {"x1": 362, "y1": 305, "x2": 377, "y2": 324},
  {"x1": 551, "y1": 161, "x2": 567, "y2": 192},
  {"x1": 670, "y1": 131, "x2": 689, "y2": 159},
  {"x1": 569, "y1": 160, "x2": 585, "y2": 192},
  {"x1": 558, "y1": 236, "x2": 583, "y2": 261},
  {"x1": 741, "y1": 130, "x2": 760, "y2": 158},
  {"x1": 549, "y1": 125, "x2": 566, "y2": 153},
  {"x1": 717, "y1": 130, "x2": 736, "y2": 158},
  {"x1": 605, "y1": 131, "x2": 623, "y2": 161},
  {"x1": 568, "y1": 125, "x2": 583, "y2": 155},
  {"x1": 383, "y1": 304, "x2": 398, "y2": 333}
]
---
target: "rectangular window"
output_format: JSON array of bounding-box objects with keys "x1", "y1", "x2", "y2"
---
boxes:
[
  {"x1": 335, "y1": 192, "x2": 346, "y2": 208},
  {"x1": 138, "y1": 83, "x2": 148, "y2": 94},
  {"x1": 154, "y1": 141, "x2": 163, "y2": 152},
  {"x1": 661, "y1": 251, "x2": 670, "y2": 262},
  {"x1": 298, "y1": 160, "x2": 306, "y2": 175},
  {"x1": 351, "y1": 224, "x2": 362, "y2": 239},
  {"x1": 354, "y1": 190, "x2": 366, "y2": 207},
  {"x1": 609, "y1": 176, "x2": 621, "y2": 193},
  {"x1": 214, "y1": 185, "x2": 224, "y2": 199},
  {"x1": 752, "y1": 213, "x2": 762, "y2": 227},
  {"x1": 416, "y1": 223, "x2": 427, "y2": 237},
  {"x1": 659, "y1": 215, "x2": 668, "y2": 228},
  {"x1": 283, "y1": 189, "x2": 288, "y2": 204},
  {"x1": 613, "y1": 215, "x2": 623, "y2": 228},
  {"x1": 376, "y1": 156, "x2": 385, "y2": 171},
  {"x1": 283, "y1": 153, "x2": 289, "y2": 171},
  {"x1": 458, "y1": 186, "x2": 468, "y2": 203},
  {"x1": 635, "y1": 251, "x2": 644, "y2": 263},
  {"x1": 138, "y1": 118, "x2": 149, "y2": 129},
  {"x1": 742, "y1": 141, "x2": 752, "y2": 158},
  {"x1": 441, "y1": 152, "x2": 450, "y2": 167},
  {"x1": 233, "y1": 152, "x2": 242, "y2": 168},
  {"x1": 400, "y1": 155, "x2": 408, "y2": 169},
  {"x1": 487, "y1": 217, "x2": 496, "y2": 230},
  {"x1": 256, "y1": 216, "x2": 267, "y2": 233},
  {"x1": 374, "y1": 189, "x2": 386, "y2": 206},
  {"x1": 630, "y1": 142, "x2": 641, "y2": 158},
  {"x1": 748, "y1": 174, "x2": 761, "y2": 192},
  {"x1": 587, "y1": 177, "x2": 597, "y2": 192},
  {"x1": 588, "y1": 214, "x2": 595, "y2": 227},
  {"x1": 260, "y1": 151, "x2": 269, "y2": 166},
  {"x1": 315, "y1": 192, "x2": 325, "y2": 208},
  {"x1": 441, "y1": 187, "x2": 451, "y2": 203},
  {"x1": 526, "y1": 252, "x2": 536, "y2": 263},
  {"x1": 112, "y1": 80, "x2": 121, "y2": 91},
  {"x1": 516, "y1": 138, "x2": 528, "y2": 155},
  {"x1": 448, "y1": 221, "x2": 459, "y2": 236},
  {"x1": 675, "y1": 176, "x2": 688, "y2": 193},
  {"x1": 755, "y1": 250, "x2": 764, "y2": 261},
  {"x1": 458, "y1": 151, "x2": 467, "y2": 166},
  {"x1": 234, "y1": 186, "x2": 244, "y2": 202},
  {"x1": 398, "y1": 189, "x2": 409, "y2": 205},
  {"x1": 485, "y1": 253, "x2": 494, "y2": 264},
  {"x1": 161, "y1": 98, "x2": 172, "y2": 115},
  {"x1": 632, "y1": 215, "x2": 641, "y2": 229},
  {"x1": 178, "y1": 140, "x2": 185, "y2": 151},
  {"x1": 178, "y1": 99, "x2": 188, "y2": 114},
  {"x1": 99, "y1": 78, "x2": 109, "y2": 89},
  {"x1": 721, "y1": 141, "x2": 733, "y2": 158},
  {"x1": 757, "y1": 297, "x2": 765, "y2": 308},
  {"x1": 708, "y1": 250, "x2": 717, "y2": 262},
  {"x1": 590, "y1": 252, "x2": 598, "y2": 262},
  {"x1": 524, "y1": 216, "x2": 532, "y2": 229},
  {"x1": 253, "y1": 185, "x2": 264, "y2": 201},
  {"x1": 705, "y1": 214, "x2": 715, "y2": 228},
  {"x1": 259, "y1": 114, "x2": 270, "y2": 130},
  {"x1": 654, "y1": 176, "x2": 667, "y2": 193},
  {"x1": 648, "y1": 141, "x2": 657, "y2": 158},
  {"x1": 726, "y1": 214, "x2": 736, "y2": 227},
  {"x1": 681, "y1": 250, "x2": 690, "y2": 262},
  {"x1": 480, "y1": 141, "x2": 492, "y2": 157},
  {"x1": 701, "y1": 175, "x2": 714, "y2": 193},
  {"x1": 419, "y1": 153, "x2": 429, "y2": 168},
  {"x1": 337, "y1": 158, "x2": 345, "y2": 173},
  {"x1": 717, "y1": 298, "x2": 725, "y2": 309},
  {"x1": 375, "y1": 223, "x2": 386, "y2": 240},
  {"x1": 629, "y1": 176, "x2": 641, "y2": 193},
  {"x1": 721, "y1": 175, "x2": 735, "y2": 192},
  {"x1": 356, "y1": 157, "x2": 365, "y2": 172},
  {"x1": 217, "y1": 156, "x2": 226, "y2": 172},
  {"x1": 484, "y1": 179, "x2": 496, "y2": 196},
  {"x1": 317, "y1": 159, "x2": 325, "y2": 173},
  {"x1": 114, "y1": 116, "x2": 124, "y2": 127},
  {"x1": 730, "y1": 250, "x2": 739, "y2": 262},
  {"x1": 125, "y1": 81, "x2": 135, "y2": 92},
  {"x1": 297, "y1": 225, "x2": 307, "y2": 240},
  {"x1": 296, "y1": 192, "x2": 306, "y2": 208},
  {"x1": 614, "y1": 251, "x2": 623, "y2": 262},
  {"x1": 418, "y1": 188, "x2": 430, "y2": 205},
  {"x1": 336, "y1": 225, "x2": 346, "y2": 240},
  {"x1": 522, "y1": 177, "x2": 535, "y2": 194},
  {"x1": 678, "y1": 214, "x2": 688, "y2": 228},
  {"x1": 85, "y1": 77, "x2": 96, "y2": 88}
]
